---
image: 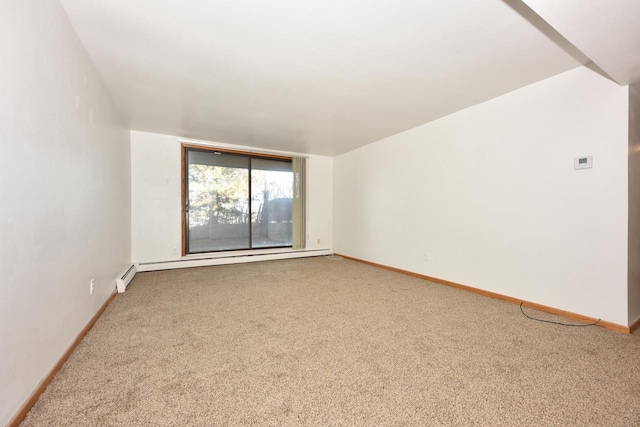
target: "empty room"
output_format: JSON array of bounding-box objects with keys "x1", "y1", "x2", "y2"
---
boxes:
[{"x1": 2, "y1": 0, "x2": 640, "y2": 425}]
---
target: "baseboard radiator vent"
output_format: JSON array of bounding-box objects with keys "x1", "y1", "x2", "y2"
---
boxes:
[
  {"x1": 116, "y1": 264, "x2": 137, "y2": 293},
  {"x1": 137, "y1": 249, "x2": 332, "y2": 272}
]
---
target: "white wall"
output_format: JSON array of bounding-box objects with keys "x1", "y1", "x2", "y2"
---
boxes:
[
  {"x1": 0, "y1": 1, "x2": 131, "y2": 424},
  {"x1": 629, "y1": 82, "x2": 640, "y2": 325},
  {"x1": 334, "y1": 66, "x2": 629, "y2": 325},
  {"x1": 131, "y1": 131, "x2": 333, "y2": 263}
]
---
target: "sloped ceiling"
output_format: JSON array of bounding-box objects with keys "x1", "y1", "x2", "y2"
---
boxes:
[
  {"x1": 524, "y1": 0, "x2": 640, "y2": 86},
  {"x1": 60, "y1": 0, "x2": 588, "y2": 155}
]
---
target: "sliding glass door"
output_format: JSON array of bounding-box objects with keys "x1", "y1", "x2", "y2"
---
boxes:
[{"x1": 185, "y1": 148, "x2": 293, "y2": 254}]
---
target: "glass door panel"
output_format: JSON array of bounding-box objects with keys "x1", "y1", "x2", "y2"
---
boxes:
[
  {"x1": 187, "y1": 150, "x2": 249, "y2": 252},
  {"x1": 251, "y1": 158, "x2": 293, "y2": 248}
]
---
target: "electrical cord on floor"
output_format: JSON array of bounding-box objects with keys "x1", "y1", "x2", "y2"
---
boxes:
[{"x1": 519, "y1": 302, "x2": 600, "y2": 327}]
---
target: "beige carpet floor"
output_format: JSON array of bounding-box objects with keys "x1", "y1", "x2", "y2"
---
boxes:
[{"x1": 22, "y1": 257, "x2": 640, "y2": 426}]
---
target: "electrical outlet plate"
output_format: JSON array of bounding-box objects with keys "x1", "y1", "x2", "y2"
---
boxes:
[{"x1": 90, "y1": 279, "x2": 95, "y2": 294}]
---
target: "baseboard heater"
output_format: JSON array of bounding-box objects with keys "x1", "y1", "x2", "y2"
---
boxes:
[
  {"x1": 137, "y1": 248, "x2": 332, "y2": 272},
  {"x1": 115, "y1": 264, "x2": 137, "y2": 293}
]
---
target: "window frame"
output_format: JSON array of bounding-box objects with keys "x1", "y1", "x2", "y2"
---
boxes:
[{"x1": 181, "y1": 143, "x2": 293, "y2": 256}]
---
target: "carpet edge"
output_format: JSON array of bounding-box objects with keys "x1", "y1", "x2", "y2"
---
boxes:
[
  {"x1": 8, "y1": 289, "x2": 118, "y2": 427},
  {"x1": 335, "y1": 254, "x2": 630, "y2": 334}
]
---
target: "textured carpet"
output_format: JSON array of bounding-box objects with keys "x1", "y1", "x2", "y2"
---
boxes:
[{"x1": 22, "y1": 257, "x2": 640, "y2": 426}]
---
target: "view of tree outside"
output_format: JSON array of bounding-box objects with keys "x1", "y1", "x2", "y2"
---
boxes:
[{"x1": 188, "y1": 164, "x2": 249, "y2": 227}]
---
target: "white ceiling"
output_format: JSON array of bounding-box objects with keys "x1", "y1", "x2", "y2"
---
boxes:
[
  {"x1": 59, "y1": 0, "x2": 588, "y2": 156},
  {"x1": 523, "y1": 0, "x2": 640, "y2": 86}
]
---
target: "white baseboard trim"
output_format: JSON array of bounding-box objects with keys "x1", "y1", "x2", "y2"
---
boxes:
[{"x1": 136, "y1": 248, "x2": 333, "y2": 272}]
